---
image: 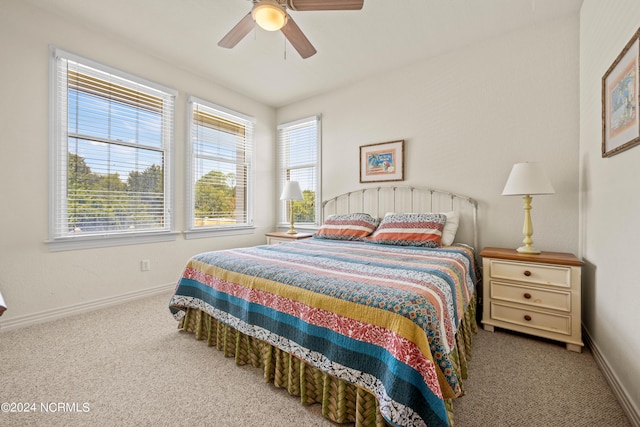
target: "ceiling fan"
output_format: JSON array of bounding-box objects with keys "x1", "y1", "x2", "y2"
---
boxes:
[{"x1": 218, "y1": 0, "x2": 365, "y2": 59}]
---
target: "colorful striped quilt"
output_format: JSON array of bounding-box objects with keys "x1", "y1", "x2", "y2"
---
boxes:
[{"x1": 169, "y1": 238, "x2": 477, "y2": 427}]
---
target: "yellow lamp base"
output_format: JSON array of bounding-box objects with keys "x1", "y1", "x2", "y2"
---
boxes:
[
  {"x1": 287, "y1": 202, "x2": 297, "y2": 234},
  {"x1": 517, "y1": 245, "x2": 541, "y2": 254},
  {"x1": 517, "y1": 194, "x2": 541, "y2": 254}
]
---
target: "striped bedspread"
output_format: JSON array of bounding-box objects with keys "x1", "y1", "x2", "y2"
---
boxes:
[{"x1": 169, "y1": 238, "x2": 477, "y2": 427}]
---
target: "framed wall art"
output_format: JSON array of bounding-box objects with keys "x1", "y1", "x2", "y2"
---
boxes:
[
  {"x1": 359, "y1": 140, "x2": 404, "y2": 183},
  {"x1": 602, "y1": 28, "x2": 640, "y2": 158}
]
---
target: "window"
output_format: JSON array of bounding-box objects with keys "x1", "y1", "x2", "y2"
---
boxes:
[
  {"x1": 186, "y1": 97, "x2": 255, "y2": 237},
  {"x1": 277, "y1": 115, "x2": 321, "y2": 229},
  {"x1": 49, "y1": 48, "x2": 176, "y2": 250}
]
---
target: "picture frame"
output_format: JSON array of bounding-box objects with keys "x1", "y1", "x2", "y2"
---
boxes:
[
  {"x1": 359, "y1": 140, "x2": 404, "y2": 183},
  {"x1": 602, "y1": 28, "x2": 640, "y2": 158}
]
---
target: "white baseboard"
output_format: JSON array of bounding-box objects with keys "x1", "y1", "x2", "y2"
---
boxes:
[
  {"x1": 0, "y1": 283, "x2": 175, "y2": 332},
  {"x1": 583, "y1": 327, "x2": 640, "y2": 427}
]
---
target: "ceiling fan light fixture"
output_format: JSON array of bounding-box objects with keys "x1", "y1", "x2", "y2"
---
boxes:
[{"x1": 252, "y1": 1, "x2": 287, "y2": 31}]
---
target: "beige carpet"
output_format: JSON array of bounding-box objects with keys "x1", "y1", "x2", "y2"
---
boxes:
[{"x1": 0, "y1": 291, "x2": 632, "y2": 427}]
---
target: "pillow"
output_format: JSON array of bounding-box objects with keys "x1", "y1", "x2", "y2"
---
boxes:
[
  {"x1": 364, "y1": 213, "x2": 447, "y2": 247},
  {"x1": 440, "y1": 211, "x2": 459, "y2": 246},
  {"x1": 313, "y1": 213, "x2": 379, "y2": 241},
  {"x1": 383, "y1": 211, "x2": 460, "y2": 246}
]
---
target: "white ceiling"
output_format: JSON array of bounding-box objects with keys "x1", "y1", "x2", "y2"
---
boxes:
[{"x1": 28, "y1": 0, "x2": 583, "y2": 108}]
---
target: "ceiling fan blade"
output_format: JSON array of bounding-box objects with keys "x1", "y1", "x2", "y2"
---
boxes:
[
  {"x1": 218, "y1": 12, "x2": 255, "y2": 49},
  {"x1": 281, "y1": 16, "x2": 317, "y2": 59},
  {"x1": 285, "y1": 0, "x2": 364, "y2": 11}
]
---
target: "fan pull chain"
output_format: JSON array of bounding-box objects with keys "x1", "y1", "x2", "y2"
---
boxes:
[{"x1": 284, "y1": 36, "x2": 287, "y2": 60}]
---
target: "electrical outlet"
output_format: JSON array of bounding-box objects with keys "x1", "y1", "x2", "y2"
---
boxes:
[{"x1": 140, "y1": 259, "x2": 151, "y2": 271}]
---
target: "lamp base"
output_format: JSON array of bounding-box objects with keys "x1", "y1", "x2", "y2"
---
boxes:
[
  {"x1": 517, "y1": 245, "x2": 541, "y2": 254},
  {"x1": 287, "y1": 202, "x2": 297, "y2": 234},
  {"x1": 517, "y1": 194, "x2": 541, "y2": 254}
]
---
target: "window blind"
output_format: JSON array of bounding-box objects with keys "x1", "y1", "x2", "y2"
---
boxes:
[
  {"x1": 277, "y1": 115, "x2": 321, "y2": 227},
  {"x1": 188, "y1": 97, "x2": 255, "y2": 230},
  {"x1": 51, "y1": 48, "x2": 175, "y2": 241}
]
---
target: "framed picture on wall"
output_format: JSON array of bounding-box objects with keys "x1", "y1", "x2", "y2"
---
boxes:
[
  {"x1": 359, "y1": 140, "x2": 404, "y2": 183},
  {"x1": 602, "y1": 27, "x2": 640, "y2": 158}
]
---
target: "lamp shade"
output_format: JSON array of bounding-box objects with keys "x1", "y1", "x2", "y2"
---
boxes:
[
  {"x1": 280, "y1": 181, "x2": 303, "y2": 201},
  {"x1": 502, "y1": 162, "x2": 555, "y2": 196},
  {"x1": 252, "y1": 0, "x2": 287, "y2": 31}
]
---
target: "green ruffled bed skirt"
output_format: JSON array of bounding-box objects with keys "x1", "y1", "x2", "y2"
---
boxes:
[{"x1": 177, "y1": 297, "x2": 477, "y2": 427}]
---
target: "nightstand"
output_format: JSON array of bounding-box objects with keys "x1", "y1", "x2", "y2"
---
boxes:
[
  {"x1": 480, "y1": 247, "x2": 583, "y2": 352},
  {"x1": 265, "y1": 231, "x2": 313, "y2": 245}
]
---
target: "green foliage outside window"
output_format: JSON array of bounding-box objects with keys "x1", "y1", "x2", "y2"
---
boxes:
[
  {"x1": 68, "y1": 152, "x2": 256, "y2": 233},
  {"x1": 67, "y1": 152, "x2": 164, "y2": 232},
  {"x1": 194, "y1": 170, "x2": 238, "y2": 224},
  {"x1": 292, "y1": 189, "x2": 316, "y2": 223}
]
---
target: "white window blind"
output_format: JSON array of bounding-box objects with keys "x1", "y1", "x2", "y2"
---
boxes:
[
  {"x1": 50, "y1": 48, "x2": 175, "y2": 245},
  {"x1": 277, "y1": 115, "x2": 321, "y2": 228},
  {"x1": 187, "y1": 97, "x2": 254, "y2": 232}
]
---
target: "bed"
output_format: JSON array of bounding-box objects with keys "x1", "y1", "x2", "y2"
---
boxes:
[{"x1": 169, "y1": 186, "x2": 479, "y2": 427}]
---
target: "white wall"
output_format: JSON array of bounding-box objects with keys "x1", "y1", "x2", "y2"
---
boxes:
[
  {"x1": 0, "y1": 1, "x2": 276, "y2": 323},
  {"x1": 277, "y1": 15, "x2": 580, "y2": 254},
  {"x1": 580, "y1": 0, "x2": 640, "y2": 419}
]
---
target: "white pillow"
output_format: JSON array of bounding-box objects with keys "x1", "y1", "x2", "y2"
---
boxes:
[
  {"x1": 440, "y1": 211, "x2": 459, "y2": 246},
  {"x1": 384, "y1": 210, "x2": 459, "y2": 246}
]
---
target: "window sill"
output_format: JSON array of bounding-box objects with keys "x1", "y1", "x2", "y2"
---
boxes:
[
  {"x1": 184, "y1": 226, "x2": 256, "y2": 240},
  {"x1": 46, "y1": 231, "x2": 179, "y2": 252}
]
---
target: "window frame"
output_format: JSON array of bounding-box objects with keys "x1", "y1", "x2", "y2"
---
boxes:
[
  {"x1": 277, "y1": 115, "x2": 322, "y2": 230},
  {"x1": 47, "y1": 46, "x2": 177, "y2": 251},
  {"x1": 184, "y1": 96, "x2": 256, "y2": 239}
]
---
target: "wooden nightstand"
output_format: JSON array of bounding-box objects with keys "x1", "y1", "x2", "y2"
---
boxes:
[
  {"x1": 265, "y1": 231, "x2": 313, "y2": 245},
  {"x1": 480, "y1": 247, "x2": 583, "y2": 352}
]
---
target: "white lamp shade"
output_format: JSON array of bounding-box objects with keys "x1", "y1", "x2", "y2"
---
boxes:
[
  {"x1": 502, "y1": 162, "x2": 555, "y2": 196},
  {"x1": 280, "y1": 181, "x2": 303, "y2": 201}
]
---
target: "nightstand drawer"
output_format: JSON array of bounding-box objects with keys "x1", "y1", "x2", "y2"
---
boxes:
[
  {"x1": 490, "y1": 281, "x2": 571, "y2": 312},
  {"x1": 491, "y1": 302, "x2": 571, "y2": 335},
  {"x1": 265, "y1": 232, "x2": 313, "y2": 245},
  {"x1": 489, "y1": 260, "x2": 571, "y2": 288},
  {"x1": 268, "y1": 237, "x2": 289, "y2": 244}
]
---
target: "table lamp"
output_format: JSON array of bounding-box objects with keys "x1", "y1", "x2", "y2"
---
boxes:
[
  {"x1": 280, "y1": 180, "x2": 304, "y2": 234},
  {"x1": 502, "y1": 162, "x2": 555, "y2": 254}
]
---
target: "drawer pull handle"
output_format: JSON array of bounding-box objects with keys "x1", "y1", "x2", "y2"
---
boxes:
[
  {"x1": 523, "y1": 270, "x2": 532, "y2": 277},
  {"x1": 524, "y1": 315, "x2": 532, "y2": 321},
  {"x1": 523, "y1": 293, "x2": 532, "y2": 299}
]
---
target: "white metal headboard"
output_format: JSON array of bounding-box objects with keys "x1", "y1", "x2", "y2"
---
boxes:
[{"x1": 321, "y1": 186, "x2": 479, "y2": 250}]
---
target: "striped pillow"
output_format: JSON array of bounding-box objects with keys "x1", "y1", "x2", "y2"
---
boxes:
[
  {"x1": 364, "y1": 213, "x2": 447, "y2": 247},
  {"x1": 314, "y1": 213, "x2": 379, "y2": 241},
  {"x1": 384, "y1": 211, "x2": 459, "y2": 246}
]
